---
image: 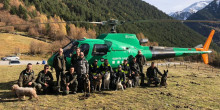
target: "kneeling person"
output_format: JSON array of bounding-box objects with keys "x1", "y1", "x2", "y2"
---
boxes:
[
  {"x1": 115, "y1": 65, "x2": 126, "y2": 89},
  {"x1": 36, "y1": 65, "x2": 54, "y2": 94},
  {"x1": 146, "y1": 62, "x2": 162, "y2": 87},
  {"x1": 18, "y1": 63, "x2": 37, "y2": 88},
  {"x1": 63, "y1": 67, "x2": 78, "y2": 95}
]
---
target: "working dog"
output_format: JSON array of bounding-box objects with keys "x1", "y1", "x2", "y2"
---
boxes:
[
  {"x1": 103, "y1": 72, "x2": 110, "y2": 90},
  {"x1": 115, "y1": 77, "x2": 124, "y2": 91},
  {"x1": 134, "y1": 73, "x2": 140, "y2": 87},
  {"x1": 126, "y1": 78, "x2": 133, "y2": 88},
  {"x1": 12, "y1": 84, "x2": 38, "y2": 100},
  {"x1": 93, "y1": 74, "x2": 102, "y2": 92},
  {"x1": 160, "y1": 70, "x2": 168, "y2": 86},
  {"x1": 83, "y1": 74, "x2": 90, "y2": 97}
]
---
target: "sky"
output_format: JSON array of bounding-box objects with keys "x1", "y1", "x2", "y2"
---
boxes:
[{"x1": 143, "y1": 0, "x2": 213, "y2": 14}]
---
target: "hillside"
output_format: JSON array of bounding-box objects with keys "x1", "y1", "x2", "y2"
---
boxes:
[
  {"x1": 0, "y1": 63, "x2": 220, "y2": 109},
  {"x1": 0, "y1": 33, "x2": 48, "y2": 59},
  {"x1": 1, "y1": 0, "x2": 220, "y2": 51},
  {"x1": 186, "y1": 0, "x2": 220, "y2": 46}
]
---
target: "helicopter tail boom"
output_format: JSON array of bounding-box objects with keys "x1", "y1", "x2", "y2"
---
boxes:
[{"x1": 195, "y1": 30, "x2": 215, "y2": 64}]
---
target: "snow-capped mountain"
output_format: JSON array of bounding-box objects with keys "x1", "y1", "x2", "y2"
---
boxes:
[
  {"x1": 186, "y1": 0, "x2": 220, "y2": 46},
  {"x1": 170, "y1": 0, "x2": 212, "y2": 20}
]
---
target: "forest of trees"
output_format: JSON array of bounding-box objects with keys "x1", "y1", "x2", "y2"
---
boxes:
[{"x1": 1, "y1": 0, "x2": 219, "y2": 49}]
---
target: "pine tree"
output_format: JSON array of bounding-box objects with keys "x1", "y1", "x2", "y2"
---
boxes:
[{"x1": 3, "y1": 0, "x2": 10, "y2": 10}]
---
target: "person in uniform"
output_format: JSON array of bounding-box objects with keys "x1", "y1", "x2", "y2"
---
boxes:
[
  {"x1": 75, "y1": 52, "x2": 89, "y2": 92},
  {"x1": 129, "y1": 57, "x2": 140, "y2": 87},
  {"x1": 63, "y1": 67, "x2": 78, "y2": 95},
  {"x1": 89, "y1": 59, "x2": 100, "y2": 91},
  {"x1": 121, "y1": 59, "x2": 131, "y2": 79},
  {"x1": 53, "y1": 48, "x2": 66, "y2": 92},
  {"x1": 36, "y1": 65, "x2": 54, "y2": 94},
  {"x1": 71, "y1": 47, "x2": 81, "y2": 68},
  {"x1": 115, "y1": 65, "x2": 126, "y2": 89},
  {"x1": 135, "y1": 50, "x2": 146, "y2": 86},
  {"x1": 146, "y1": 62, "x2": 163, "y2": 87},
  {"x1": 18, "y1": 63, "x2": 37, "y2": 88},
  {"x1": 99, "y1": 59, "x2": 113, "y2": 88}
]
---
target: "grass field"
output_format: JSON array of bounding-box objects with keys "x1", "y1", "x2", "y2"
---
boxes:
[
  {"x1": 0, "y1": 33, "x2": 49, "y2": 60},
  {"x1": 0, "y1": 63, "x2": 220, "y2": 109}
]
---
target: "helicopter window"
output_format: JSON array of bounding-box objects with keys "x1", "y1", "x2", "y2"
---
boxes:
[
  {"x1": 63, "y1": 41, "x2": 79, "y2": 57},
  {"x1": 80, "y1": 44, "x2": 90, "y2": 56},
  {"x1": 92, "y1": 44, "x2": 108, "y2": 56}
]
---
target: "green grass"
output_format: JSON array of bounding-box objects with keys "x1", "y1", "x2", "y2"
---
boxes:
[{"x1": 0, "y1": 63, "x2": 220, "y2": 109}]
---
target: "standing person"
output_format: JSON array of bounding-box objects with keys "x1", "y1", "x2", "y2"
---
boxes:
[
  {"x1": 115, "y1": 65, "x2": 126, "y2": 89},
  {"x1": 89, "y1": 59, "x2": 100, "y2": 91},
  {"x1": 146, "y1": 62, "x2": 163, "y2": 87},
  {"x1": 36, "y1": 65, "x2": 54, "y2": 94},
  {"x1": 121, "y1": 59, "x2": 131, "y2": 79},
  {"x1": 135, "y1": 50, "x2": 146, "y2": 86},
  {"x1": 18, "y1": 63, "x2": 37, "y2": 88},
  {"x1": 53, "y1": 48, "x2": 66, "y2": 92},
  {"x1": 75, "y1": 52, "x2": 89, "y2": 92},
  {"x1": 71, "y1": 47, "x2": 81, "y2": 68},
  {"x1": 129, "y1": 57, "x2": 140, "y2": 87},
  {"x1": 62, "y1": 67, "x2": 78, "y2": 95}
]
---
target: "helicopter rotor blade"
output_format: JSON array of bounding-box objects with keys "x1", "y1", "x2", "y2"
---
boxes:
[
  {"x1": 0, "y1": 21, "x2": 107, "y2": 28},
  {"x1": 0, "y1": 19, "x2": 220, "y2": 28}
]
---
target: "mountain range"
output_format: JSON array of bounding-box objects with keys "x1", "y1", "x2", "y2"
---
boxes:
[
  {"x1": 186, "y1": 0, "x2": 220, "y2": 46},
  {"x1": 170, "y1": 0, "x2": 212, "y2": 20}
]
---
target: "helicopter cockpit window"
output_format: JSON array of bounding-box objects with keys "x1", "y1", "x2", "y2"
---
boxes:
[
  {"x1": 80, "y1": 44, "x2": 90, "y2": 56},
  {"x1": 63, "y1": 42, "x2": 79, "y2": 57},
  {"x1": 92, "y1": 44, "x2": 108, "y2": 56}
]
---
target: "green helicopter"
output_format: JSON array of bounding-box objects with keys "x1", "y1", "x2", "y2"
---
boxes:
[{"x1": 47, "y1": 19, "x2": 215, "y2": 69}]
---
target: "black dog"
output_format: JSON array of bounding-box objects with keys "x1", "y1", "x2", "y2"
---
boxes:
[{"x1": 160, "y1": 70, "x2": 168, "y2": 86}]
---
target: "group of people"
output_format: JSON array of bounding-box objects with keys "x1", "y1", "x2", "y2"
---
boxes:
[{"x1": 18, "y1": 48, "x2": 164, "y2": 95}]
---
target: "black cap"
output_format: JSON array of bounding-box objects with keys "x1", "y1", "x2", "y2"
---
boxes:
[
  {"x1": 94, "y1": 59, "x2": 98, "y2": 62},
  {"x1": 118, "y1": 65, "x2": 122, "y2": 68},
  {"x1": 124, "y1": 59, "x2": 128, "y2": 61}
]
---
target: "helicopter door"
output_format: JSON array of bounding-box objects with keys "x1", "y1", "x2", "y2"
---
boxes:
[{"x1": 80, "y1": 44, "x2": 90, "y2": 56}]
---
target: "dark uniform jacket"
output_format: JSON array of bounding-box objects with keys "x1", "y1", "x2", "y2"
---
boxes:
[
  {"x1": 75, "y1": 58, "x2": 89, "y2": 75},
  {"x1": 36, "y1": 70, "x2": 53, "y2": 85},
  {"x1": 135, "y1": 54, "x2": 146, "y2": 66},
  {"x1": 146, "y1": 67, "x2": 162, "y2": 79},
  {"x1": 115, "y1": 69, "x2": 126, "y2": 82},
  {"x1": 89, "y1": 64, "x2": 100, "y2": 76},
  {"x1": 18, "y1": 69, "x2": 35, "y2": 87},
  {"x1": 54, "y1": 54, "x2": 66, "y2": 71},
  {"x1": 63, "y1": 72, "x2": 77, "y2": 85},
  {"x1": 99, "y1": 63, "x2": 113, "y2": 75},
  {"x1": 121, "y1": 63, "x2": 131, "y2": 77},
  {"x1": 71, "y1": 54, "x2": 80, "y2": 68},
  {"x1": 129, "y1": 61, "x2": 140, "y2": 74}
]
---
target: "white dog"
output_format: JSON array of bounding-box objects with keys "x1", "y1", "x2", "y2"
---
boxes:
[
  {"x1": 116, "y1": 78, "x2": 124, "y2": 91},
  {"x1": 12, "y1": 84, "x2": 38, "y2": 100},
  {"x1": 127, "y1": 79, "x2": 133, "y2": 88},
  {"x1": 103, "y1": 72, "x2": 110, "y2": 90}
]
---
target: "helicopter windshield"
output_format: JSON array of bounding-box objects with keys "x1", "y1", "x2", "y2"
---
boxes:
[{"x1": 63, "y1": 41, "x2": 79, "y2": 57}]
